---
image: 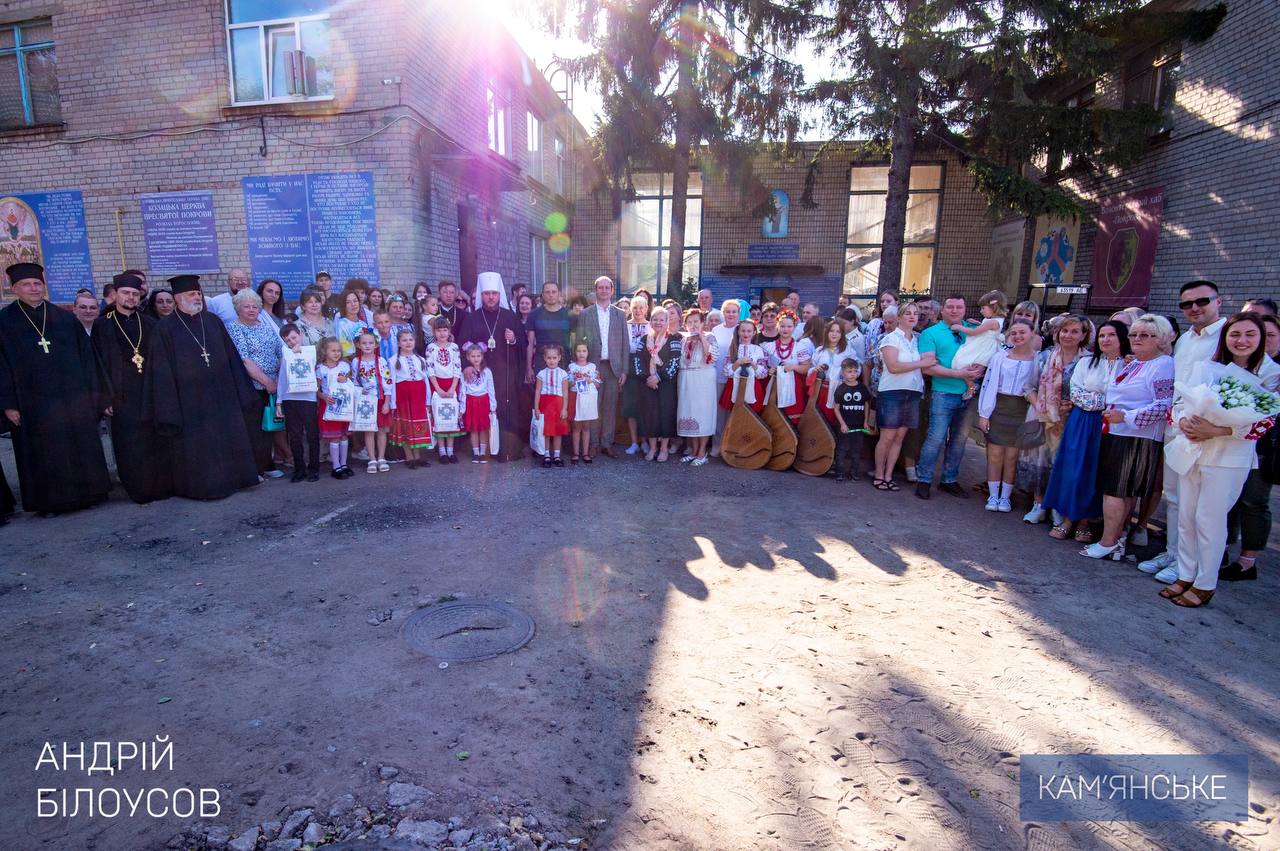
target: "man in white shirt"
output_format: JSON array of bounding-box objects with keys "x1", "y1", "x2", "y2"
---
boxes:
[
  {"x1": 1140, "y1": 280, "x2": 1226, "y2": 579},
  {"x1": 206, "y1": 268, "x2": 252, "y2": 326},
  {"x1": 575, "y1": 276, "x2": 629, "y2": 457}
]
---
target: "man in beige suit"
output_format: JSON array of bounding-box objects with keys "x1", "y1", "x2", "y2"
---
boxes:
[{"x1": 575, "y1": 275, "x2": 629, "y2": 457}]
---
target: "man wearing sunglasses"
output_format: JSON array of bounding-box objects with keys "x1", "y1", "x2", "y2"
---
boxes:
[{"x1": 1139, "y1": 280, "x2": 1225, "y2": 580}]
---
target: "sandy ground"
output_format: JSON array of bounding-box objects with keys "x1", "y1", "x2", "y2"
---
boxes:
[{"x1": 1, "y1": 440, "x2": 1278, "y2": 850}]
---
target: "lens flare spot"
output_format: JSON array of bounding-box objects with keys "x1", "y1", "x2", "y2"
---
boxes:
[
  {"x1": 549, "y1": 233, "x2": 572, "y2": 255},
  {"x1": 544, "y1": 212, "x2": 569, "y2": 233}
]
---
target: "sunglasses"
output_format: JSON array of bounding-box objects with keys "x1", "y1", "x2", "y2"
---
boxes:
[{"x1": 1179, "y1": 296, "x2": 1214, "y2": 310}]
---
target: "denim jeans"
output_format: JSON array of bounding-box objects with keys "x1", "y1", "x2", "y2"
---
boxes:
[{"x1": 915, "y1": 390, "x2": 974, "y2": 484}]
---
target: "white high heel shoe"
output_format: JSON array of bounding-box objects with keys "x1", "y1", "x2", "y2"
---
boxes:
[{"x1": 1080, "y1": 540, "x2": 1125, "y2": 561}]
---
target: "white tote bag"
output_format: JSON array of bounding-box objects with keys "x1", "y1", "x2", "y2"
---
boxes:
[
  {"x1": 574, "y1": 385, "x2": 599, "y2": 421},
  {"x1": 530, "y1": 411, "x2": 546, "y2": 456},
  {"x1": 351, "y1": 386, "x2": 379, "y2": 432},
  {"x1": 323, "y1": 375, "x2": 354, "y2": 422},
  {"x1": 282, "y1": 345, "x2": 318, "y2": 394},
  {"x1": 431, "y1": 393, "x2": 460, "y2": 433},
  {"x1": 488, "y1": 411, "x2": 501, "y2": 456}
]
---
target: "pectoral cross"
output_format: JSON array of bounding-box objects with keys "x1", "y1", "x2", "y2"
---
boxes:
[
  {"x1": 36, "y1": 337, "x2": 50, "y2": 354},
  {"x1": 200, "y1": 348, "x2": 210, "y2": 367},
  {"x1": 131, "y1": 352, "x2": 145, "y2": 373}
]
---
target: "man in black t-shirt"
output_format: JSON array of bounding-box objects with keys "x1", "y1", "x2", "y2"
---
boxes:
[{"x1": 833, "y1": 358, "x2": 869, "y2": 481}]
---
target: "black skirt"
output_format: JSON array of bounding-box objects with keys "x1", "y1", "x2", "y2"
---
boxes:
[
  {"x1": 1096, "y1": 433, "x2": 1162, "y2": 498},
  {"x1": 638, "y1": 379, "x2": 678, "y2": 438}
]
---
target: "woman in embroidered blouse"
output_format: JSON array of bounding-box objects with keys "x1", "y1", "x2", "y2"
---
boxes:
[
  {"x1": 1164, "y1": 313, "x2": 1280, "y2": 606},
  {"x1": 977, "y1": 319, "x2": 1038, "y2": 512},
  {"x1": 1080, "y1": 314, "x2": 1176, "y2": 560},
  {"x1": 621, "y1": 296, "x2": 652, "y2": 454},
  {"x1": 635, "y1": 309, "x2": 682, "y2": 461},
  {"x1": 335, "y1": 291, "x2": 371, "y2": 356},
  {"x1": 295, "y1": 287, "x2": 335, "y2": 347},
  {"x1": 763, "y1": 311, "x2": 813, "y2": 421},
  {"x1": 1043, "y1": 320, "x2": 1130, "y2": 541}
]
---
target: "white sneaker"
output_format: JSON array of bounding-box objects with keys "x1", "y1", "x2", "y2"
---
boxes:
[
  {"x1": 985, "y1": 495, "x2": 1000, "y2": 512},
  {"x1": 1022, "y1": 503, "x2": 1046, "y2": 524},
  {"x1": 905, "y1": 466, "x2": 918, "y2": 482},
  {"x1": 997, "y1": 497, "x2": 1012, "y2": 513},
  {"x1": 351, "y1": 449, "x2": 369, "y2": 462},
  {"x1": 625, "y1": 443, "x2": 639, "y2": 455},
  {"x1": 1153, "y1": 565, "x2": 1178, "y2": 584},
  {"x1": 1137, "y1": 551, "x2": 1175, "y2": 574},
  {"x1": 1129, "y1": 527, "x2": 1149, "y2": 547},
  {"x1": 264, "y1": 469, "x2": 285, "y2": 479}
]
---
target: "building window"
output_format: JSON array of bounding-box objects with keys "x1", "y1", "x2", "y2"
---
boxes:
[
  {"x1": 488, "y1": 86, "x2": 510, "y2": 158},
  {"x1": 226, "y1": 0, "x2": 332, "y2": 104},
  {"x1": 555, "y1": 253, "x2": 568, "y2": 289},
  {"x1": 843, "y1": 164, "x2": 942, "y2": 297},
  {"x1": 0, "y1": 19, "x2": 60, "y2": 129},
  {"x1": 530, "y1": 234, "x2": 547, "y2": 292},
  {"x1": 526, "y1": 113, "x2": 543, "y2": 182},
  {"x1": 618, "y1": 172, "x2": 702, "y2": 293},
  {"x1": 1124, "y1": 43, "x2": 1179, "y2": 134},
  {"x1": 553, "y1": 134, "x2": 566, "y2": 195}
]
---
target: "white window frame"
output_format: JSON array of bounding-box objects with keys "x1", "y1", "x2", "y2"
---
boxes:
[
  {"x1": 616, "y1": 172, "x2": 702, "y2": 293},
  {"x1": 225, "y1": 3, "x2": 333, "y2": 106},
  {"x1": 553, "y1": 134, "x2": 566, "y2": 195},
  {"x1": 555, "y1": 253, "x2": 569, "y2": 289},
  {"x1": 530, "y1": 234, "x2": 547, "y2": 292},
  {"x1": 527, "y1": 112, "x2": 544, "y2": 182},
  {"x1": 488, "y1": 85, "x2": 510, "y2": 158}
]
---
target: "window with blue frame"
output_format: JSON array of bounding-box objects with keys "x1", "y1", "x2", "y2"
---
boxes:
[
  {"x1": 0, "y1": 19, "x2": 60, "y2": 129},
  {"x1": 226, "y1": 0, "x2": 333, "y2": 104}
]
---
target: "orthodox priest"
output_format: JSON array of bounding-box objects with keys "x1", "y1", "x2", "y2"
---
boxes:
[
  {"x1": 0, "y1": 263, "x2": 111, "y2": 515},
  {"x1": 459, "y1": 272, "x2": 522, "y2": 461},
  {"x1": 146, "y1": 275, "x2": 260, "y2": 499},
  {"x1": 92, "y1": 272, "x2": 170, "y2": 503}
]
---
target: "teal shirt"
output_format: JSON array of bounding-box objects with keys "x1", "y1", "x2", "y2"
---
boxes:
[{"x1": 919, "y1": 322, "x2": 967, "y2": 395}]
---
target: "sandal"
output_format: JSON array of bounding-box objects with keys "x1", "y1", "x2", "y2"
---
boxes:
[
  {"x1": 1074, "y1": 526, "x2": 1095, "y2": 544},
  {"x1": 1049, "y1": 524, "x2": 1073, "y2": 540},
  {"x1": 884, "y1": 479, "x2": 900, "y2": 491},
  {"x1": 571, "y1": 455, "x2": 580, "y2": 465},
  {"x1": 873, "y1": 479, "x2": 893, "y2": 491},
  {"x1": 1159, "y1": 579, "x2": 1193, "y2": 599},
  {"x1": 1172, "y1": 587, "x2": 1215, "y2": 608},
  {"x1": 583, "y1": 455, "x2": 593, "y2": 464}
]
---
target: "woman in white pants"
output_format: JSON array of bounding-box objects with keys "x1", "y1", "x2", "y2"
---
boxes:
[{"x1": 1168, "y1": 313, "x2": 1280, "y2": 607}]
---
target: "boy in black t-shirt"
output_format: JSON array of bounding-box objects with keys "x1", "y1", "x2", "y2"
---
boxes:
[{"x1": 833, "y1": 358, "x2": 869, "y2": 481}]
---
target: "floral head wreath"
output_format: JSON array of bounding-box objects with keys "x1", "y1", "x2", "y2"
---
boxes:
[
  {"x1": 461, "y1": 341, "x2": 489, "y2": 354},
  {"x1": 777, "y1": 308, "x2": 799, "y2": 323}
]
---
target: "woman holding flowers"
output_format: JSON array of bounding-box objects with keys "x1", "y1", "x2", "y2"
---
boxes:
[{"x1": 1165, "y1": 313, "x2": 1280, "y2": 607}]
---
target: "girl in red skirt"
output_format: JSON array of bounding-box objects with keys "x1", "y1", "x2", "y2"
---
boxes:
[
  {"x1": 534, "y1": 343, "x2": 570, "y2": 467},
  {"x1": 763, "y1": 311, "x2": 813, "y2": 422},
  {"x1": 719, "y1": 318, "x2": 768, "y2": 412},
  {"x1": 461, "y1": 342, "x2": 497, "y2": 463},
  {"x1": 388, "y1": 329, "x2": 434, "y2": 468},
  {"x1": 316, "y1": 337, "x2": 354, "y2": 479},
  {"x1": 427, "y1": 317, "x2": 464, "y2": 463},
  {"x1": 351, "y1": 331, "x2": 396, "y2": 473}
]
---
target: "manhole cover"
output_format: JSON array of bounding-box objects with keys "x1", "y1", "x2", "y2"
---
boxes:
[{"x1": 400, "y1": 601, "x2": 535, "y2": 663}]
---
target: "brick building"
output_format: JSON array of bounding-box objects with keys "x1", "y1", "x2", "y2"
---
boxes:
[{"x1": 0, "y1": 0, "x2": 581, "y2": 302}]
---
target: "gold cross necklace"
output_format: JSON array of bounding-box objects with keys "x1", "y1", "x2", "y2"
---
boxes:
[
  {"x1": 18, "y1": 300, "x2": 51, "y2": 354},
  {"x1": 112, "y1": 309, "x2": 145, "y2": 373}
]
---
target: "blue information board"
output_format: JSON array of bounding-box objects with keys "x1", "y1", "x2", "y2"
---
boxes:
[
  {"x1": 242, "y1": 172, "x2": 379, "y2": 298},
  {"x1": 747, "y1": 243, "x2": 800, "y2": 261},
  {"x1": 140, "y1": 191, "x2": 220, "y2": 275},
  {"x1": 0, "y1": 189, "x2": 94, "y2": 302}
]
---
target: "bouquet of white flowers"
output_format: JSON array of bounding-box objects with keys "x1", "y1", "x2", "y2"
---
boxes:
[{"x1": 1165, "y1": 361, "x2": 1280, "y2": 475}]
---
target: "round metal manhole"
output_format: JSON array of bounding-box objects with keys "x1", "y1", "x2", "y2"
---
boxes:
[{"x1": 400, "y1": 601, "x2": 535, "y2": 663}]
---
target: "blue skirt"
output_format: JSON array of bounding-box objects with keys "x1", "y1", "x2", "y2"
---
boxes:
[{"x1": 1042, "y1": 407, "x2": 1103, "y2": 520}]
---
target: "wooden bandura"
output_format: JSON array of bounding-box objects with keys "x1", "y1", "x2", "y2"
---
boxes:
[
  {"x1": 761, "y1": 374, "x2": 798, "y2": 471},
  {"x1": 720, "y1": 368, "x2": 771, "y2": 470},
  {"x1": 793, "y1": 376, "x2": 836, "y2": 476}
]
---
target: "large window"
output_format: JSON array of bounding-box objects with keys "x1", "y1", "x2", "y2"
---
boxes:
[
  {"x1": 530, "y1": 234, "x2": 547, "y2": 292},
  {"x1": 526, "y1": 113, "x2": 543, "y2": 182},
  {"x1": 0, "y1": 19, "x2": 60, "y2": 128},
  {"x1": 618, "y1": 172, "x2": 702, "y2": 293},
  {"x1": 1125, "y1": 43, "x2": 1179, "y2": 134},
  {"x1": 488, "y1": 86, "x2": 510, "y2": 158},
  {"x1": 553, "y1": 134, "x2": 566, "y2": 195},
  {"x1": 843, "y1": 164, "x2": 942, "y2": 296},
  {"x1": 227, "y1": 0, "x2": 332, "y2": 104}
]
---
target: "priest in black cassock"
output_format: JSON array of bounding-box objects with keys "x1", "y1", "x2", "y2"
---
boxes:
[
  {"x1": 0, "y1": 263, "x2": 111, "y2": 515},
  {"x1": 92, "y1": 272, "x2": 171, "y2": 503},
  {"x1": 145, "y1": 275, "x2": 260, "y2": 500},
  {"x1": 459, "y1": 272, "x2": 523, "y2": 461}
]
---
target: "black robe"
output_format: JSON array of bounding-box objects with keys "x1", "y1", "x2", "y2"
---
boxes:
[
  {"x1": 459, "y1": 306, "x2": 523, "y2": 459},
  {"x1": 1, "y1": 418, "x2": 17, "y2": 517},
  {"x1": 92, "y1": 310, "x2": 171, "y2": 503},
  {"x1": 146, "y1": 310, "x2": 260, "y2": 500},
  {"x1": 0, "y1": 300, "x2": 111, "y2": 513}
]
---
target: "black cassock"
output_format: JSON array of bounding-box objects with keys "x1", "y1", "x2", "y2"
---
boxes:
[
  {"x1": 146, "y1": 310, "x2": 260, "y2": 500},
  {"x1": 1, "y1": 417, "x2": 18, "y2": 517},
  {"x1": 459, "y1": 306, "x2": 523, "y2": 460},
  {"x1": 0, "y1": 300, "x2": 111, "y2": 513},
  {"x1": 92, "y1": 310, "x2": 171, "y2": 503}
]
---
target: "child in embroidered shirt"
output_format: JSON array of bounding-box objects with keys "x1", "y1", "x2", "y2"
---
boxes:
[
  {"x1": 316, "y1": 336, "x2": 354, "y2": 479},
  {"x1": 534, "y1": 343, "x2": 570, "y2": 466},
  {"x1": 275, "y1": 323, "x2": 321, "y2": 482},
  {"x1": 951, "y1": 289, "x2": 1008, "y2": 399},
  {"x1": 461, "y1": 342, "x2": 498, "y2": 463},
  {"x1": 426, "y1": 316, "x2": 464, "y2": 463},
  {"x1": 351, "y1": 331, "x2": 396, "y2": 473},
  {"x1": 567, "y1": 341, "x2": 602, "y2": 464},
  {"x1": 388, "y1": 328, "x2": 434, "y2": 469}
]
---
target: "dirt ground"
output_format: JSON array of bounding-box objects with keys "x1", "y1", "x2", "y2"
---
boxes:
[{"x1": 1, "y1": 440, "x2": 1278, "y2": 851}]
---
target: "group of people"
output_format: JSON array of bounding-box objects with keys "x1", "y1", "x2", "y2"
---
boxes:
[{"x1": 2, "y1": 265, "x2": 1276, "y2": 611}]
